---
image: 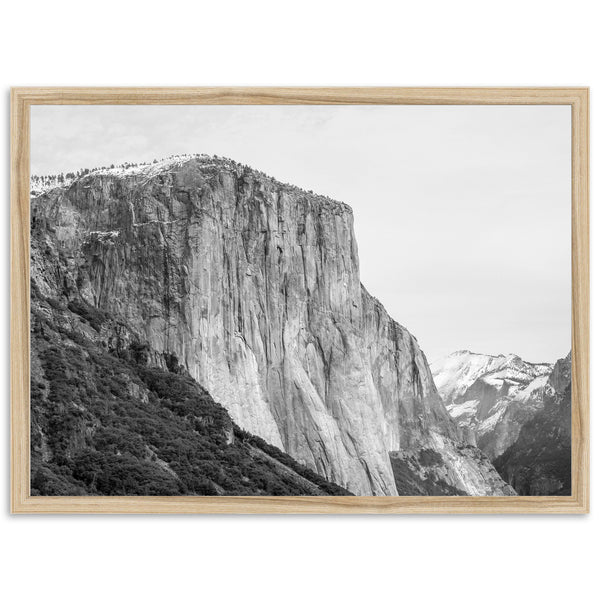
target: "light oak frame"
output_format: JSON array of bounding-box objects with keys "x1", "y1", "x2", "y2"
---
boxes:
[{"x1": 10, "y1": 87, "x2": 590, "y2": 514}]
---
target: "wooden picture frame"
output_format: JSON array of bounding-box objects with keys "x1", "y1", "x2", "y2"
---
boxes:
[{"x1": 11, "y1": 87, "x2": 589, "y2": 514}]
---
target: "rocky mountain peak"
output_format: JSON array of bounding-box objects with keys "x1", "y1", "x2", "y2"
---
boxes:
[
  {"x1": 432, "y1": 350, "x2": 557, "y2": 460},
  {"x1": 30, "y1": 154, "x2": 514, "y2": 497},
  {"x1": 32, "y1": 153, "x2": 353, "y2": 214}
]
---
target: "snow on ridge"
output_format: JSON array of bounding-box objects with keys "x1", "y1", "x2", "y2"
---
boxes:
[
  {"x1": 86, "y1": 153, "x2": 221, "y2": 178},
  {"x1": 432, "y1": 350, "x2": 553, "y2": 403},
  {"x1": 30, "y1": 153, "x2": 346, "y2": 208},
  {"x1": 433, "y1": 349, "x2": 551, "y2": 398},
  {"x1": 432, "y1": 348, "x2": 553, "y2": 446},
  {"x1": 30, "y1": 153, "x2": 218, "y2": 196}
]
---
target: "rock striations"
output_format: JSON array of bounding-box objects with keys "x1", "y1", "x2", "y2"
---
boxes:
[
  {"x1": 30, "y1": 294, "x2": 351, "y2": 497},
  {"x1": 31, "y1": 155, "x2": 514, "y2": 496}
]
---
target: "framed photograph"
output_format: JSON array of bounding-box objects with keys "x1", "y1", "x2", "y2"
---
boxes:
[{"x1": 11, "y1": 87, "x2": 589, "y2": 514}]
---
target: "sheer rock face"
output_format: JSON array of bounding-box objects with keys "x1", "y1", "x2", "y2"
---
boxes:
[
  {"x1": 432, "y1": 351, "x2": 554, "y2": 460},
  {"x1": 31, "y1": 156, "x2": 513, "y2": 496}
]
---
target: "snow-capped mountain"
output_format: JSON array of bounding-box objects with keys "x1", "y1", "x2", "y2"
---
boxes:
[{"x1": 431, "y1": 350, "x2": 553, "y2": 459}]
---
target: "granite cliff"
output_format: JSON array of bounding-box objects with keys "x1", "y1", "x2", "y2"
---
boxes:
[
  {"x1": 31, "y1": 155, "x2": 514, "y2": 496},
  {"x1": 30, "y1": 288, "x2": 350, "y2": 496}
]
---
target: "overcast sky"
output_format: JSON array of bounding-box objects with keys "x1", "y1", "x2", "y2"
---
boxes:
[{"x1": 31, "y1": 104, "x2": 571, "y2": 364}]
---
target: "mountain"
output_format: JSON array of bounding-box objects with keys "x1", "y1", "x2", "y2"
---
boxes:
[
  {"x1": 431, "y1": 351, "x2": 553, "y2": 459},
  {"x1": 494, "y1": 353, "x2": 572, "y2": 495},
  {"x1": 31, "y1": 154, "x2": 514, "y2": 496},
  {"x1": 31, "y1": 283, "x2": 350, "y2": 496},
  {"x1": 30, "y1": 277, "x2": 354, "y2": 496}
]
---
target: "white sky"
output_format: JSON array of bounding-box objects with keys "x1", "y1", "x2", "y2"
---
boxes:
[{"x1": 31, "y1": 105, "x2": 571, "y2": 364}]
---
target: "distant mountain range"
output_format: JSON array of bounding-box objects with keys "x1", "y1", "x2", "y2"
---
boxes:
[
  {"x1": 432, "y1": 350, "x2": 571, "y2": 495},
  {"x1": 431, "y1": 351, "x2": 554, "y2": 459}
]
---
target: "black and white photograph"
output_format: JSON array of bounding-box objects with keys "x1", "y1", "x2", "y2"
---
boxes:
[{"x1": 28, "y1": 104, "x2": 572, "y2": 498}]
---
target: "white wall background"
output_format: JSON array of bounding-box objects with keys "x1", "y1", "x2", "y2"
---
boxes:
[{"x1": 1, "y1": 2, "x2": 596, "y2": 599}]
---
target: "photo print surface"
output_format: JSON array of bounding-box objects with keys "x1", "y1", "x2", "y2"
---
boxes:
[{"x1": 29, "y1": 104, "x2": 572, "y2": 497}]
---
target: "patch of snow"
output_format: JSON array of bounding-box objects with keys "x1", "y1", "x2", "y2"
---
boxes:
[
  {"x1": 478, "y1": 403, "x2": 508, "y2": 434},
  {"x1": 447, "y1": 399, "x2": 479, "y2": 419},
  {"x1": 514, "y1": 375, "x2": 549, "y2": 402}
]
